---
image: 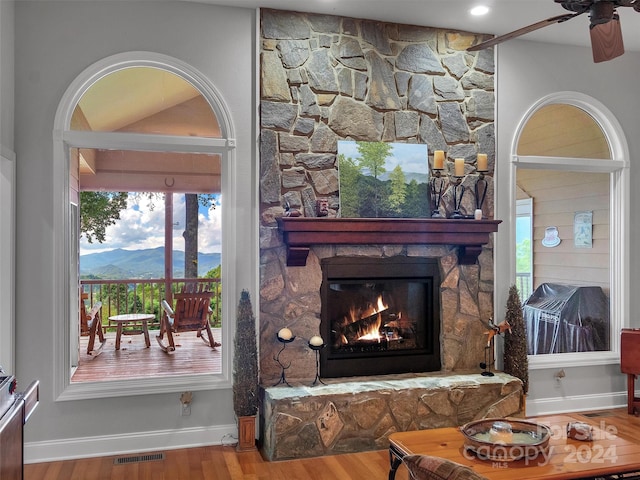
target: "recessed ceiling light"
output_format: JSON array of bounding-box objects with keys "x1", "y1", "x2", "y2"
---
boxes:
[{"x1": 470, "y1": 5, "x2": 490, "y2": 16}]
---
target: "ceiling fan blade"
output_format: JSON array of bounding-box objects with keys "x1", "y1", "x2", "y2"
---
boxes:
[
  {"x1": 590, "y1": 15, "x2": 625, "y2": 62},
  {"x1": 467, "y1": 13, "x2": 582, "y2": 51}
]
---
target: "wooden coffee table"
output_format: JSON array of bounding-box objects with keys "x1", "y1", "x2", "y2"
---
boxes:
[
  {"x1": 108, "y1": 313, "x2": 153, "y2": 350},
  {"x1": 388, "y1": 413, "x2": 640, "y2": 480}
]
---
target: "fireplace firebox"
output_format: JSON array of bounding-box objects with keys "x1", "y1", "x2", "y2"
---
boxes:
[{"x1": 319, "y1": 257, "x2": 441, "y2": 378}]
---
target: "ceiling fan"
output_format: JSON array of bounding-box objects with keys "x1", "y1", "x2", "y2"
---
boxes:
[{"x1": 467, "y1": 0, "x2": 640, "y2": 62}]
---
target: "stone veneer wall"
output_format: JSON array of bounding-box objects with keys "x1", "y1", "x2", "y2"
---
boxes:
[{"x1": 258, "y1": 9, "x2": 496, "y2": 385}]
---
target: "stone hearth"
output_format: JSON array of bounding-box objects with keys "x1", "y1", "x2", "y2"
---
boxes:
[{"x1": 261, "y1": 372, "x2": 523, "y2": 461}]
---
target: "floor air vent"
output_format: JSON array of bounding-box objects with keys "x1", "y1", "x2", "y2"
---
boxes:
[
  {"x1": 114, "y1": 452, "x2": 165, "y2": 465},
  {"x1": 582, "y1": 411, "x2": 614, "y2": 418}
]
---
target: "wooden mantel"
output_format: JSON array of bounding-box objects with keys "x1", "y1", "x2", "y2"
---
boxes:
[{"x1": 277, "y1": 217, "x2": 501, "y2": 266}]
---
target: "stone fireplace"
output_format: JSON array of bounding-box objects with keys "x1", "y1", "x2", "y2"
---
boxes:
[
  {"x1": 258, "y1": 241, "x2": 525, "y2": 461},
  {"x1": 256, "y1": 10, "x2": 521, "y2": 461},
  {"x1": 259, "y1": 9, "x2": 498, "y2": 385}
]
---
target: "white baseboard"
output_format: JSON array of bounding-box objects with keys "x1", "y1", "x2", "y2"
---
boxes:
[
  {"x1": 25, "y1": 423, "x2": 238, "y2": 464},
  {"x1": 525, "y1": 390, "x2": 629, "y2": 417}
]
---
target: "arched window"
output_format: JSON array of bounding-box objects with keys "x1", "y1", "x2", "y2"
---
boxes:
[
  {"x1": 510, "y1": 92, "x2": 628, "y2": 368},
  {"x1": 53, "y1": 53, "x2": 237, "y2": 400}
]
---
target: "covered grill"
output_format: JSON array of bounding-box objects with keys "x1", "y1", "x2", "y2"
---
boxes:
[{"x1": 523, "y1": 283, "x2": 609, "y2": 355}]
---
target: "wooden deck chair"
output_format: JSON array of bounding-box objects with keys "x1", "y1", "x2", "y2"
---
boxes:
[
  {"x1": 80, "y1": 294, "x2": 106, "y2": 356},
  {"x1": 156, "y1": 284, "x2": 220, "y2": 354}
]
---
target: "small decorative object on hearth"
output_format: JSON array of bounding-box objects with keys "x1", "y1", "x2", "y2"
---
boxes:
[
  {"x1": 233, "y1": 290, "x2": 259, "y2": 452},
  {"x1": 274, "y1": 328, "x2": 295, "y2": 387},
  {"x1": 308, "y1": 336, "x2": 326, "y2": 386},
  {"x1": 503, "y1": 284, "x2": 529, "y2": 395}
]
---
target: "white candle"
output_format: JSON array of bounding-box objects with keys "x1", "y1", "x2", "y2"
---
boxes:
[
  {"x1": 433, "y1": 150, "x2": 445, "y2": 170},
  {"x1": 477, "y1": 153, "x2": 488, "y2": 172},
  {"x1": 454, "y1": 158, "x2": 465, "y2": 177},
  {"x1": 489, "y1": 421, "x2": 513, "y2": 445},
  {"x1": 309, "y1": 335, "x2": 324, "y2": 347},
  {"x1": 474, "y1": 209, "x2": 483, "y2": 220},
  {"x1": 278, "y1": 327, "x2": 292, "y2": 341}
]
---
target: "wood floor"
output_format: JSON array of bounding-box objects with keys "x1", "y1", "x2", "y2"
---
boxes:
[
  {"x1": 24, "y1": 446, "x2": 405, "y2": 480},
  {"x1": 24, "y1": 408, "x2": 639, "y2": 480},
  {"x1": 72, "y1": 328, "x2": 222, "y2": 382}
]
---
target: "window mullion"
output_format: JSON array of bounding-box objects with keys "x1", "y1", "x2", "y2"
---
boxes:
[{"x1": 63, "y1": 130, "x2": 233, "y2": 154}]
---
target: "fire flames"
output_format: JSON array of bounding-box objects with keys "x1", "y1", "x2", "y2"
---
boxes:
[{"x1": 338, "y1": 295, "x2": 389, "y2": 344}]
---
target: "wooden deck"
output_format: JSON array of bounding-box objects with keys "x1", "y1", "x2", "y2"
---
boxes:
[{"x1": 72, "y1": 328, "x2": 222, "y2": 382}]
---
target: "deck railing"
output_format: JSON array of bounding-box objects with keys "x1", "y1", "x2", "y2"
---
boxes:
[
  {"x1": 515, "y1": 273, "x2": 533, "y2": 305},
  {"x1": 80, "y1": 278, "x2": 222, "y2": 331}
]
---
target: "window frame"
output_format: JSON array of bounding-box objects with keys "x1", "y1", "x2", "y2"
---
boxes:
[
  {"x1": 53, "y1": 52, "x2": 238, "y2": 400},
  {"x1": 508, "y1": 91, "x2": 629, "y2": 370}
]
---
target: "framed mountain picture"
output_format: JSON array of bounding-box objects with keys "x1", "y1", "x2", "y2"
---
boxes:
[{"x1": 337, "y1": 140, "x2": 430, "y2": 218}]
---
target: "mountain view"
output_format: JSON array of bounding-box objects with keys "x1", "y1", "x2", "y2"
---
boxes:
[
  {"x1": 80, "y1": 247, "x2": 221, "y2": 279},
  {"x1": 377, "y1": 170, "x2": 428, "y2": 184}
]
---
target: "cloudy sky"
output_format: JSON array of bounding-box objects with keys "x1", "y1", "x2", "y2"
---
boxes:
[
  {"x1": 79, "y1": 193, "x2": 222, "y2": 255},
  {"x1": 337, "y1": 140, "x2": 429, "y2": 177}
]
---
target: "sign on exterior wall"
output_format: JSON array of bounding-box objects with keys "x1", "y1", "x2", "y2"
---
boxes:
[
  {"x1": 574, "y1": 211, "x2": 593, "y2": 248},
  {"x1": 542, "y1": 226, "x2": 561, "y2": 248}
]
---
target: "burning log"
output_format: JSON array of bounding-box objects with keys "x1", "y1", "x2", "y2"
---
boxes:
[
  {"x1": 340, "y1": 312, "x2": 379, "y2": 343},
  {"x1": 383, "y1": 313, "x2": 414, "y2": 331}
]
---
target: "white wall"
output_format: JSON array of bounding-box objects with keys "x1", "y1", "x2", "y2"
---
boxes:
[
  {"x1": 14, "y1": 1, "x2": 255, "y2": 461},
  {"x1": 0, "y1": 0, "x2": 15, "y2": 373},
  {"x1": 494, "y1": 39, "x2": 640, "y2": 414},
  {"x1": 0, "y1": 0, "x2": 14, "y2": 149}
]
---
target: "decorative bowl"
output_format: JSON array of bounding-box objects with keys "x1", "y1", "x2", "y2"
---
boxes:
[{"x1": 460, "y1": 418, "x2": 552, "y2": 462}]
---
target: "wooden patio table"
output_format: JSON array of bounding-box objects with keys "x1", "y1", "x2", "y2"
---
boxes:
[
  {"x1": 388, "y1": 413, "x2": 640, "y2": 480},
  {"x1": 108, "y1": 313, "x2": 153, "y2": 350}
]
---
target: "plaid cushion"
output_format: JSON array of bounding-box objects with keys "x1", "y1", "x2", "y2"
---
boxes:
[{"x1": 402, "y1": 454, "x2": 488, "y2": 480}]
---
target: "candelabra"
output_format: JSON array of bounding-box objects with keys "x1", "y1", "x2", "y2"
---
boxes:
[
  {"x1": 431, "y1": 153, "x2": 488, "y2": 219},
  {"x1": 273, "y1": 331, "x2": 295, "y2": 387},
  {"x1": 308, "y1": 337, "x2": 326, "y2": 386},
  {"x1": 475, "y1": 168, "x2": 489, "y2": 215},
  {"x1": 480, "y1": 341, "x2": 495, "y2": 377},
  {"x1": 450, "y1": 175, "x2": 465, "y2": 219},
  {"x1": 430, "y1": 168, "x2": 446, "y2": 218}
]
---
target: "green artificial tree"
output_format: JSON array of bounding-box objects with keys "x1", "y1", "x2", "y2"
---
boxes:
[
  {"x1": 233, "y1": 290, "x2": 259, "y2": 451},
  {"x1": 503, "y1": 284, "x2": 529, "y2": 395}
]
